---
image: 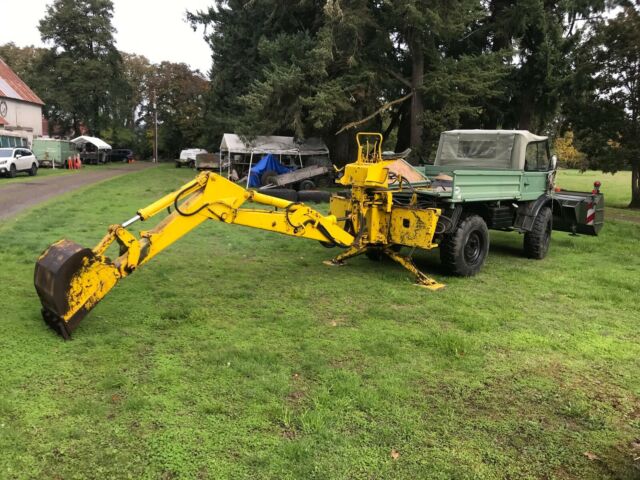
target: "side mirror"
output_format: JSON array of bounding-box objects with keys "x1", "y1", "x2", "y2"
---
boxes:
[
  {"x1": 550, "y1": 154, "x2": 558, "y2": 170},
  {"x1": 15, "y1": 154, "x2": 22, "y2": 159}
]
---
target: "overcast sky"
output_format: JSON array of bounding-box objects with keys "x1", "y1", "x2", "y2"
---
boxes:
[{"x1": 1, "y1": 0, "x2": 214, "y2": 73}]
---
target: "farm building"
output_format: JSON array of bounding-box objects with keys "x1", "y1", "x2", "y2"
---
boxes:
[{"x1": 0, "y1": 57, "x2": 45, "y2": 147}]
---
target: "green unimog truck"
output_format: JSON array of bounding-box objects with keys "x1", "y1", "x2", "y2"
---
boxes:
[{"x1": 394, "y1": 130, "x2": 604, "y2": 276}]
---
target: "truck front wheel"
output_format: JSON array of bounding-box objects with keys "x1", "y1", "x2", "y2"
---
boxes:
[
  {"x1": 439, "y1": 214, "x2": 489, "y2": 276},
  {"x1": 523, "y1": 206, "x2": 552, "y2": 259}
]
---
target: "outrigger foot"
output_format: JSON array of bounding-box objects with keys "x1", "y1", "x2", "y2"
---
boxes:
[{"x1": 384, "y1": 248, "x2": 445, "y2": 291}]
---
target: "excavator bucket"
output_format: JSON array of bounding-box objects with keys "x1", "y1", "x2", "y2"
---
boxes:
[{"x1": 34, "y1": 239, "x2": 118, "y2": 339}]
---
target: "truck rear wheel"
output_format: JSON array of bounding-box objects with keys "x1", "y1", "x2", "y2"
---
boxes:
[
  {"x1": 523, "y1": 206, "x2": 552, "y2": 259},
  {"x1": 439, "y1": 214, "x2": 489, "y2": 276}
]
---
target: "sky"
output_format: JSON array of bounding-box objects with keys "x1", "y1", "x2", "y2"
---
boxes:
[{"x1": 1, "y1": 0, "x2": 214, "y2": 73}]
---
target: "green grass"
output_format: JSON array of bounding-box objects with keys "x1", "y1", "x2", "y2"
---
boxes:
[
  {"x1": 0, "y1": 162, "x2": 149, "y2": 186},
  {"x1": 0, "y1": 165, "x2": 638, "y2": 479},
  {"x1": 0, "y1": 166, "x2": 76, "y2": 185},
  {"x1": 556, "y1": 169, "x2": 632, "y2": 209}
]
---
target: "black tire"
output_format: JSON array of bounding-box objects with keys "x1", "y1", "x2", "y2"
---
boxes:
[
  {"x1": 523, "y1": 206, "x2": 552, "y2": 259},
  {"x1": 298, "y1": 190, "x2": 331, "y2": 203},
  {"x1": 175, "y1": 162, "x2": 181, "y2": 168},
  {"x1": 299, "y1": 179, "x2": 315, "y2": 191},
  {"x1": 9, "y1": 164, "x2": 17, "y2": 178},
  {"x1": 439, "y1": 214, "x2": 490, "y2": 276},
  {"x1": 259, "y1": 188, "x2": 298, "y2": 202},
  {"x1": 29, "y1": 163, "x2": 38, "y2": 176},
  {"x1": 316, "y1": 176, "x2": 332, "y2": 188},
  {"x1": 261, "y1": 170, "x2": 279, "y2": 187}
]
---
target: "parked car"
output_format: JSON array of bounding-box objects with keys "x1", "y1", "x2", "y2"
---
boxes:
[
  {"x1": 109, "y1": 149, "x2": 134, "y2": 163},
  {"x1": 0, "y1": 147, "x2": 39, "y2": 178},
  {"x1": 176, "y1": 148, "x2": 207, "y2": 168}
]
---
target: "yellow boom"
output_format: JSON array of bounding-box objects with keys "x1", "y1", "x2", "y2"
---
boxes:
[{"x1": 34, "y1": 133, "x2": 444, "y2": 339}]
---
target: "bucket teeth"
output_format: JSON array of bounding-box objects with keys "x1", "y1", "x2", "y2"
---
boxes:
[{"x1": 41, "y1": 308, "x2": 72, "y2": 340}]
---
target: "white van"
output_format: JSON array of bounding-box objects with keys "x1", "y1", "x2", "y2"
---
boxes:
[{"x1": 176, "y1": 148, "x2": 207, "y2": 168}]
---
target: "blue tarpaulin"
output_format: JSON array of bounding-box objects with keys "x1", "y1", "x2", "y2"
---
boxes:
[{"x1": 248, "y1": 153, "x2": 293, "y2": 187}]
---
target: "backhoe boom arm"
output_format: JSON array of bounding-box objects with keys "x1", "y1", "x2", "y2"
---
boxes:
[
  {"x1": 35, "y1": 132, "x2": 446, "y2": 340},
  {"x1": 34, "y1": 172, "x2": 353, "y2": 338}
]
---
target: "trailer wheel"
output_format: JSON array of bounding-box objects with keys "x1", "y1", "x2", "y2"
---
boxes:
[
  {"x1": 261, "y1": 170, "x2": 279, "y2": 186},
  {"x1": 523, "y1": 206, "x2": 552, "y2": 259},
  {"x1": 316, "y1": 176, "x2": 332, "y2": 188},
  {"x1": 439, "y1": 214, "x2": 489, "y2": 276},
  {"x1": 299, "y1": 179, "x2": 315, "y2": 191}
]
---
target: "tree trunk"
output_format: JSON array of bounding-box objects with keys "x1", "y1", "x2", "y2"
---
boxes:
[
  {"x1": 630, "y1": 161, "x2": 640, "y2": 209},
  {"x1": 328, "y1": 131, "x2": 357, "y2": 167},
  {"x1": 395, "y1": 102, "x2": 411, "y2": 153},
  {"x1": 518, "y1": 92, "x2": 534, "y2": 131},
  {"x1": 408, "y1": 33, "x2": 424, "y2": 162}
]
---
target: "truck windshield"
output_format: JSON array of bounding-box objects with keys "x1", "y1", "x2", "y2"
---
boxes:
[{"x1": 437, "y1": 133, "x2": 515, "y2": 168}]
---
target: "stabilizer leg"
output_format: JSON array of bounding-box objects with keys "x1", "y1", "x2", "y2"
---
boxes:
[
  {"x1": 323, "y1": 245, "x2": 367, "y2": 266},
  {"x1": 384, "y1": 248, "x2": 445, "y2": 290}
]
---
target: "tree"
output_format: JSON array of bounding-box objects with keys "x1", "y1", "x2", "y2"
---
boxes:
[
  {"x1": 136, "y1": 62, "x2": 208, "y2": 158},
  {"x1": 553, "y1": 131, "x2": 585, "y2": 169},
  {"x1": 567, "y1": 3, "x2": 640, "y2": 208},
  {"x1": 478, "y1": 0, "x2": 607, "y2": 132},
  {"x1": 38, "y1": 0, "x2": 126, "y2": 135},
  {"x1": 189, "y1": 1, "x2": 391, "y2": 161},
  {"x1": 0, "y1": 43, "x2": 47, "y2": 91},
  {"x1": 188, "y1": 1, "x2": 276, "y2": 146}
]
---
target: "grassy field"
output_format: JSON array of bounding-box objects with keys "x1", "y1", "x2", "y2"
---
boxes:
[
  {"x1": 0, "y1": 166, "x2": 638, "y2": 479},
  {"x1": 556, "y1": 169, "x2": 632, "y2": 209},
  {"x1": 0, "y1": 162, "x2": 152, "y2": 186},
  {"x1": 0, "y1": 165, "x2": 76, "y2": 185}
]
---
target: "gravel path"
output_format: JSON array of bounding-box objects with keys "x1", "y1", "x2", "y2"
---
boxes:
[{"x1": 0, "y1": 163, "x2": 153, "y2": 221}]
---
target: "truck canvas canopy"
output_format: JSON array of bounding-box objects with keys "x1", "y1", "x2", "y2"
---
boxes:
[{"x1": 436, "y1": 130, "x2": 548, "y2": 170}]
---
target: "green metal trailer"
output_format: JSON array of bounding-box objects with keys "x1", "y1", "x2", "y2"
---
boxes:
[{"x1": 32, "y1": 138, "x2": 76, "y2": 168}]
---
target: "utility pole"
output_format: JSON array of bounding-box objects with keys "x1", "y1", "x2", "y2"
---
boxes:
[{"x1": 153, "y1": 89, "x2": 158, "y2": 163}]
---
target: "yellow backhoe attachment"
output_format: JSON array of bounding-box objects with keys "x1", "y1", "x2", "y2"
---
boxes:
[{"x1": 34, "y1": 132, "x2": 444, "y2": 339}]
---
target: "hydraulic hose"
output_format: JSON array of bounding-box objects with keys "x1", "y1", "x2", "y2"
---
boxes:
[{"x1": 174, "y1": 183, "x2": 210, "y2": 217}]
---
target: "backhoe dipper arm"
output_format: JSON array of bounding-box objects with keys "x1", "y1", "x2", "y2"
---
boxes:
[{"x1": 34, "y1": 172, "x2": 354, "y2": 339}]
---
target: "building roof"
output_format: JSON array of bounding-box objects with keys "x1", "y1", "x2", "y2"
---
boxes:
[
  {"x1": 70, "y1": 136, "x2": 112, "y2": 150},
  {"x1": 444, "y1": 129, "x2": 548, "y2": 142},
  {"x1": 0, "y1": 58, "x2": 45, "y2": 106},
  {"x1": 220, "y1": 134, "x2": 329, "y2": 156}
]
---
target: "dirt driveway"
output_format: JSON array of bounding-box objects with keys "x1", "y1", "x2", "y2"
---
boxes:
[{"x1": 0, "y1": 163, "x2": 153, "y2": 221}]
